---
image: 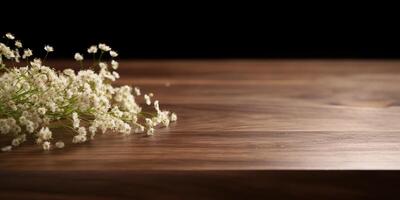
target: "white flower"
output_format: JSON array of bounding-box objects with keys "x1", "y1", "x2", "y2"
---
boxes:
[
  {"x1": 111, "y1": 60, "x2": 119, "y2": 70},
  {"x1": 145, "y1": 118, "x2": 154, "y2": 127},
  {"x1": 15, "y1": 40, "x2": 22, "y2": 48},
  {"x1": 154, "y1": 100, "x2": 160, "y2": 113},
  {"x1": 170, "y1": 113, "x2": 178, "y2": 122},
  {"x1": 38, "y1": 107, "x2": 47, "y2": 115},
  {"x1": 38, "y1": 127, "x2": 52, "y2": 140},
  {"x1": 74, "y1": 53, "x2": 84, "y2": 61},
  {"x1": 63, "y1": 69, "x2": 75, "y2": 77},
  {"x1": 22, "y1": 49, "x2": 33, "y2": 59},
  {"x1": 5, "y1": 33, "x2": 15, "y2": 40},
  {"x1": 144, "y1": 94, "x2": 151, "y2": 105},
  {"x1": 0, "y1": 43, "x2": 15, "y2": 59},
  {"x1": 110, "y1": 51, "x2": 118, "y2": 57},
  {"x1": 72, "y1": 134, "x2": 87, "y2": 143},
  {"x1": 99, "y1": 62, "x2": 107, "y2": 70},
  {"x1": 87, "y1": 45, "x2": 98, "y2": 53},
  {"x1": 55, "y1": 141, "x2": 65, "y2": 149},
  {"x1": 12, "y1": 138, "x2": 20, "y2": 146},
  {"x1": 42, "y1": 141, "x2": 51, "y2": 150},
  {"x1": 72, "y1": 112, "x2": 80, "y2": 129},
  {"x1": 161, "y1": 118, "x2": 170, "y2": 127},
  {"x1": 78, "y1": 127, "x2": 87, "y2": 135},
  {"x1": 112, "y1": 71, "x2": 120, "y2": 79},
  {"x1": 98, "y1": 43, "x2": 111, "y2": 51},
  {"x1": 26, "y1": 121, "x2": 35, "y2": 133},
  {"x1": 146, "y1": 128, "x2": 154, "y2": 136},
  {"x1": 44, "y1": 45, "x2": 54, "y2": 52},
  {"x1": 12, "y1": 134, "x2": 26, "y2": 147},
  {"x1": 1, "y1": 146, "x2": 12, "y2": 152},
  {"x1": 134, "y1": 87, "x2": 141, "y2": 96}
]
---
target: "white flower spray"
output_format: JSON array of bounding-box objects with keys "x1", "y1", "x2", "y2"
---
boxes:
[{"x1": 0, "y1": 33, "x2": 177, "y2": 151}]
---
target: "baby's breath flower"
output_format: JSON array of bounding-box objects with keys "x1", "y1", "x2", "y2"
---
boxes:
[
  {"x1": 0, "y1": 35, "x2": 177, "y2": 151},
  {"x1": 170, "y1": 113, "x2": 178, "y2": 122},
  {"x1": 0, "y1": 43, "x2": 15, "y2": 59},
  {"x1": 15, "y1": 40, "x2": 22, "y2": 48},
  {"x1": 146, "y1": 128, "x2": 154, "y2": 136},
  {"x1": 55, "y1": 141, "x2": 65, "y2": 149},
  {"x1": 38, "y1": 107, "x2": 47, "y2": 115},
  {"x1": 154, "y1": 100, "x2": 160, "y2": 113},
  {"x1": 134, "y1": 87, "x2": 141, "y2": 96},
  {"x1": 22, "y1": 49, "x2": 33, "y2": 59},
  {"x1": 110, "y1": 50, "x2": 118, "y2": 57},
  {"x1": 5, "y1": 33, "x2": 15, "y2": 40},
  {"x1": 145, "y1": 118, "x2": 154, "y2": 127},
  {"x1": 74, "y1": 53, "x2": 84, "y2": 61},
  {"x1": 1, "y1": 145, "x2": 12, "y2": 152},
  {"x1": 99, "y1": 62, "x2": 107, "y2": 70},
  {"x1": 44, "y1": 45, "x2": 54, "y2": 52},
  {"x1": 111, "y1": 60, "x2": 119, "y2": 70},
  {"x1": 11, "y1": 134, "x2": 26, "y2": 147},
  {"x1": 98, "y1": 43, "x2": 111, "y2": 51},
  {"x1": 38, "y1": 127, "x2": 52, "y2": 140},
  {"x1": 42, "y1": 141, "x2": 51, "y2": 150},
  {"x1": 78, "y1": 127, "x2": 87, "y2": 135},
  {"x1": 112, "y1": 71, "x2": 120, "y2": 79},
  {"x1": 144, "y1": 94, "x2": 151, "y2": 105},
  {"x1": 87, "y1": 45, "x2": 98, "y2": 53},
  {"x1": 72, "y1": 112, "x2": 80, "y2": 129}
]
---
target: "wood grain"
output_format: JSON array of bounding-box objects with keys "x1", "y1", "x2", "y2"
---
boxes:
[{"x1": 2, "y1": 60, "x2": 400, "y2": 199}]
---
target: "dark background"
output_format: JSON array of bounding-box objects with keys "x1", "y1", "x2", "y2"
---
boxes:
[{"x1": 4, "y1": 5, "x2": 400, "y2": 59}]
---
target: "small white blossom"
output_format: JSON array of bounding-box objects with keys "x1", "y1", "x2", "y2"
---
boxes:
[
  {"x1": 134, "y1": 87, "x2": 141, "y2": 96},
  {"x1": 72, "y1": 112, "x2": 80, "y2": 129},
  {"x1": 144, "y1": 94, "x2": 151, "y2": 105},
  {"x1": 72, "y1": 134, "x2": 87, "y2": 143},
  {"x1": 110, "y1": 50, "x2": 118, "y2": 57},
  {"x1": 5, "y1": 33, "x2": 15, "y2": 40},
  {"x1": 38, "y1": 107, "x2": 47, "y2": 115},
  {"x1": 87, "y1": 45, "x2": 98, "y2": 53},
  {"x1": 170, "y1": 113, "x2": 178, "y2": 122},
  {"x1": 111, "y1": 60, "x2": 119, "y2": 70},
  {"x1": 42, "y1": 141, "x2": 51, "y2": 150},
  {"x1": 55, "y1": 141, "x2": 65, "y2": 149},
  {"x1": 154, "y1": 100, "x2": 160, "y2": 113},
  {"x1": 44, "y1": 45, "x2": 54, "y2": 52},
  {"x1": 98, "y1": 43, "x2": 111, "y2": 51},
  {"x1": 38, "y1": 127, "x2": 52, "y2": 140},
  {"x1": 15, "y1": 40, "x2": 22, "y2": 48},
  {"x1": 22, "y1": 49, "x2": 33, "y2": 59},
  {"x1": 78, "y1": 127, "x2": 87, "y2": 136},
  {"x1": 112, "y1": 71, "x2": 120, "y2": 79},
  {"x1": 74, "y1": 53, "x2": 84, "y2": 61},
  {"x1": 146, "y1": 128, "x2": 154, "y2": 136},
  {"x1": 11, "y1": 134, "x2": 26, "y2": 147},
  {"x1": 1, "y1": 145, "x2": 12, "y2": 152},
  {"x1": 99, "y1": 62, "x2": 107, "y2": 70}
]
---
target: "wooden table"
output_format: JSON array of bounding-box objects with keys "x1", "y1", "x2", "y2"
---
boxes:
[{"x1": 1, "y1": 60, "x2": 400, "y2": 199}]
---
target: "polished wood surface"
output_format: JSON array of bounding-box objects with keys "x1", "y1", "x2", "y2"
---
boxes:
[{"x1": 2, "y1": 60, "x2": 400, "y2": 199}]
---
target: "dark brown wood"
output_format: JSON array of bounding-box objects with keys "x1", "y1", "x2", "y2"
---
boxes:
[
  {"x1": 1, "y1": 171, "x2": 400, "y2": 200},
  {"x1": 2, "y1": 60, "x2": 400, "y2": 199}
]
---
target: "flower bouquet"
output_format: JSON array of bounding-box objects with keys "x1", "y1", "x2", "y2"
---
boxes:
[{"x1": 0, "y1": 33, "x2": 177, "y2": 151}]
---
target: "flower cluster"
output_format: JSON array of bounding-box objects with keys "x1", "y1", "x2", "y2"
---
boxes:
[{"x1": 0, "y1": 33, "x2": 177, "y2": 151}]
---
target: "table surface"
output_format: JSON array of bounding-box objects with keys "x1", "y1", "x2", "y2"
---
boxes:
[{"x1": 2, "y1": 60, "x2": 400, "y2": 199}]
